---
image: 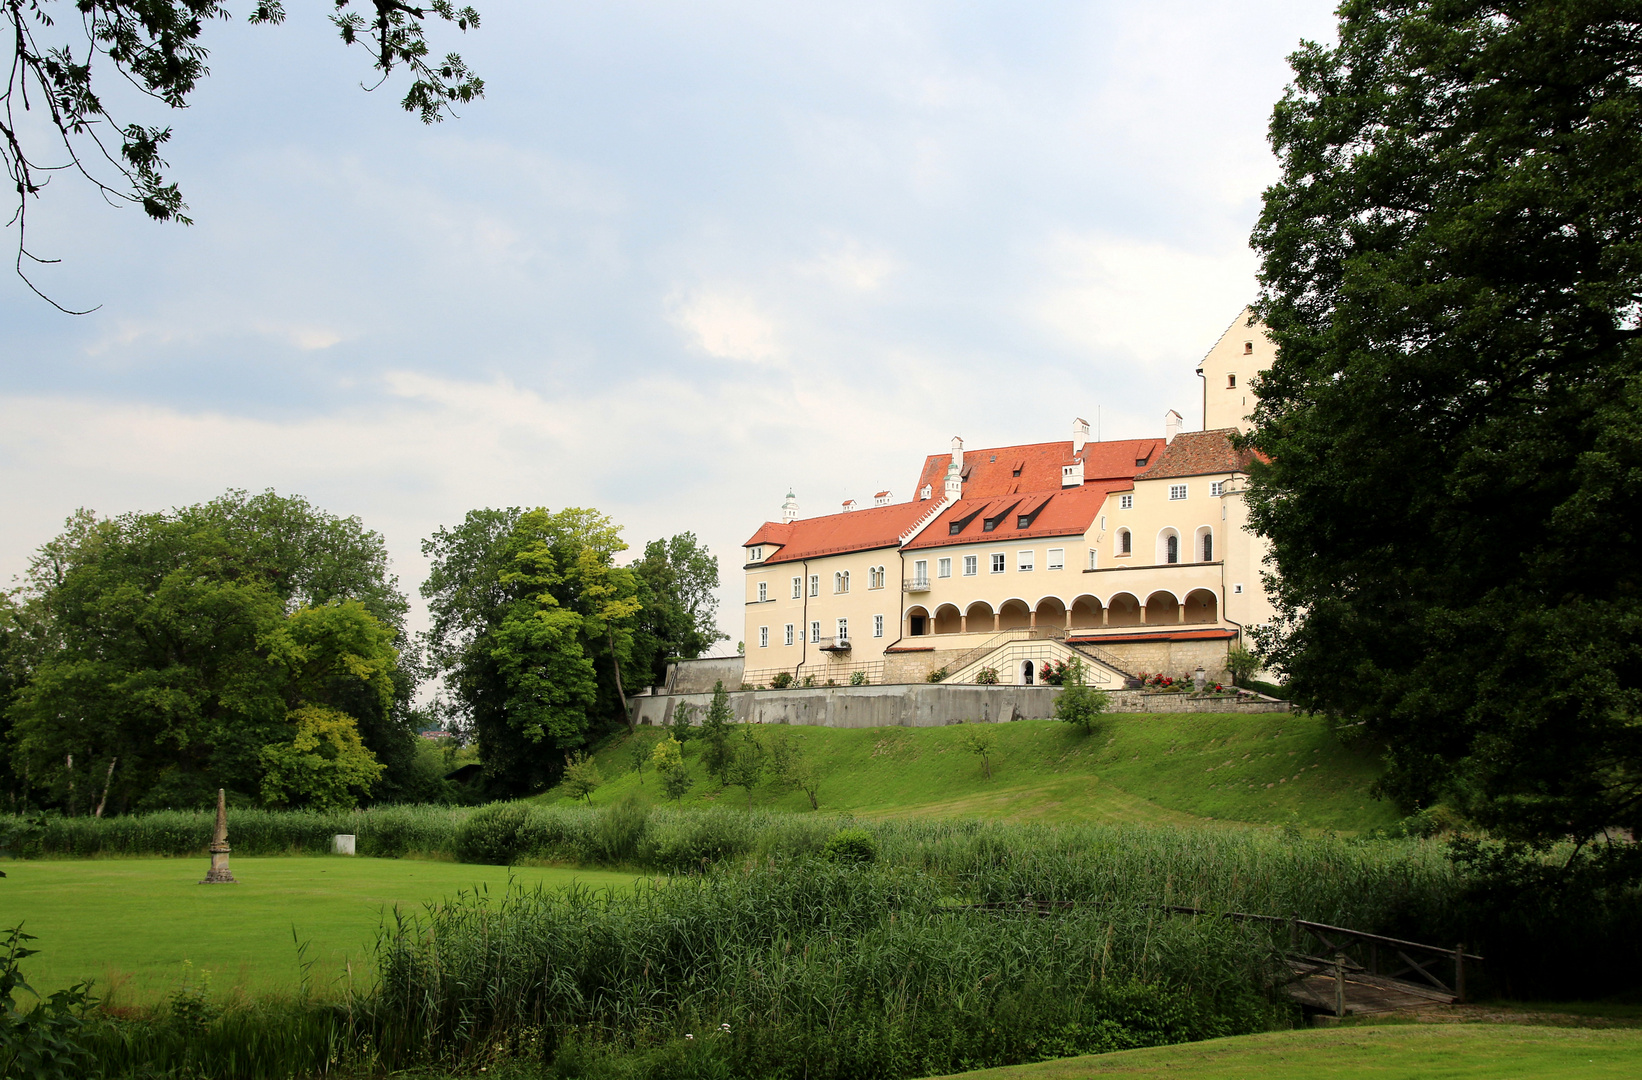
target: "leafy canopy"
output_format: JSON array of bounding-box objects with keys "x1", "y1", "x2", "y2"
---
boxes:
[
  {"x1": 3, "y1": 0, "x2": 482, "y2": 308},
  {"x1": 1248, "y1": 0, "x2": 1642, "y2": 847},
  {"x1": 1, "y1": 490, "x2": 412, "y2": 812}
]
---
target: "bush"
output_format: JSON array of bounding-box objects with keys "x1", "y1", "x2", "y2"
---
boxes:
[
  {"x1": 975, "y1": 667, "x2": 999, "y2": 685},
  {"x1": 926, "y1": 666, "x2": 949, "y2": 683},
  {"x1": 823, "y1": 827, "x2": 878, "y2": 864},
  {"x1": 770, "y1": 672, "x2": 794, "y2": 689},
  {"x1": 593, "y1": 798, "x2": 650, "y2": 865},
  {"x1": 455, "y1": 803, "x2": 529, "y2": 865},
  {"x1": 1054, "y1": 660, "x2": 1109, "y2": 734},
  {"x1": 848, "y1": 671, "x2": 868, "y2": 686}
]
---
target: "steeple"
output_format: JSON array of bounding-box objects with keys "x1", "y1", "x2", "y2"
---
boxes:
[
  {"x1": 781, "y1": 490, "x2": 799, "y2": 523},
  {"x1": 945, "y1": 437, "x2": 964, "y2": 500}
]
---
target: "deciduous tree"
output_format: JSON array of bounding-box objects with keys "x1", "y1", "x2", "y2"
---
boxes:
[{"x1": 1248, "y1": 0, "x2": 1642, "y2": 847}]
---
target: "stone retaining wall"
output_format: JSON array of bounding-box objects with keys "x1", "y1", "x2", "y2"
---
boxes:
[{"x1": 630, "y1": 684, "x2": 1288, "y2": 728}]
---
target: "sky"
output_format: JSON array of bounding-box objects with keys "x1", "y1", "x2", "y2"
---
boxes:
[{"x1": 0, "y1": 0, "x2": 1339, "y2": 659}]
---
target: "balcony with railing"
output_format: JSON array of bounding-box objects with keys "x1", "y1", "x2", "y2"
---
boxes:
[{"x1": 903, "y1": 577, "x2": 931, "y2": 593}]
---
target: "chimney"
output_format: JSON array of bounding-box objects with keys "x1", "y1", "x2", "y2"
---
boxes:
[
  {"x1": 950, "y1": 435, "x2": 964, "y2": 469},
  {"x1": 1072, "y1": 417, "x2": 1090, "y2": 455},
  {"x1": 781, "y1": 490, "x2": 799, "y2": 523},
  {"x1": 841, "y1": 498, "x2": 857, "y2": 512},
  {"x1": 874, "y1": 490, "x2": 892, "y2": 506},
  {"x1": 1165, "y1": 410, "x2": 1183, "y2": 445}
]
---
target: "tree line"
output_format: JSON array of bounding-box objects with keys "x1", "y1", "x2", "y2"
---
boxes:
[{"x1": 0, "y1": 492, "x2": 725, "y2": 815}]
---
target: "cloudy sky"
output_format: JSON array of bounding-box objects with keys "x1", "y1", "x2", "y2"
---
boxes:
[{"x1": 0, "y1": 0, "x2": 1337, "y2": 653}]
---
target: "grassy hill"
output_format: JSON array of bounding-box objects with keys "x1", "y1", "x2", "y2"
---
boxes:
[{"x1": 547, "y1": 712, "x2": 1400, "y2": 833}]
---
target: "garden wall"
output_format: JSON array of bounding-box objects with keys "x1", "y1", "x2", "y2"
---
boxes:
[{"x1": 630, "y1": 684, "x2": 1287, "y2": 728}]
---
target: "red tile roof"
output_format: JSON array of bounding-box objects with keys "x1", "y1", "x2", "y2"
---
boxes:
[
  {"x1": 902, "y1": 481, "x2": 1131, "y2": 550},
  {"x1": 742, "y1": 499, "x2": 932, "y2": 566},
  {"x1": 912, "y1": 437, "x2": 1162, "y2": 499},
  {"x1": 1135, "y1": 429, "x2": 1258, "y2": 480}
]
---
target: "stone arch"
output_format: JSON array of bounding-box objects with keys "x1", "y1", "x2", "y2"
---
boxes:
[
  {"x1": 998, "y1": 598, "x2": 1032, "y2": 631},
  {"x1": 1034, "y1": 595, "x2": 1067, "y2": 630},
  {"x1": 1183, "y1": 588, "x2": 1218, "y2": 624},
  {"x1": 1107, "y1": 592, "x2": 1142, "y2": 626},
  {"x1": 1144, "y1": 590, "x2": 1180, "y2": 624},
  {"x1": 1069, "y1": 594, "x2": 1103, "y2": 630},
  {"x1": 966, "y1": 600, "x2": 998, "y2": 633},
  {"x1": 1156, "y1": 527, "x2": 1181, "y2": 565},
  {"x1": 933, "y1": 603, "x2": 963, "y2": 635},
  {"x1": 905, "y1": 605, "x2": 930, "y2": 636}
]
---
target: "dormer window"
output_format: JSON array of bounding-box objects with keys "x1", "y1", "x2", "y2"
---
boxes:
[
  {"x1": 1017, "y1": 516, "x2": 1030, "y2": 528},
  {"x1": 1135, "y1": 457, "x2": 1148, "y2": 467},
  {"x1": 983, "y1": 518, "x2": 997, "y2": 532},
  {"x1": 749, "y1": 546, "x2": 763, "y2": 561},
  {"x1": 920, "y1": 484, "x2": 932, "y2": 500}
]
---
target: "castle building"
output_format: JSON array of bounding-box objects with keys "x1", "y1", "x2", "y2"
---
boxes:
[{"x1": 741, "y1": 311, "x2": 1276, "y2": 688}]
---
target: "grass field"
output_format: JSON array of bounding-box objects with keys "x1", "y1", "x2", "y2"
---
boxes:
[
  {"x1": 2, "y1": 856, "x2": 643, "y2": 1002},
  {"x1": 923, "y1": 1024, "x2": 1642, "y2": 1079},
  {"x1": 553, "y1": 713, "x2": 1399, "y2": 832}
]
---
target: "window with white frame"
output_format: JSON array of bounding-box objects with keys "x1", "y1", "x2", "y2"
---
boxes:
[
  {"x1": 1099, "y1": 515, "x2": 1106, "y2": 531},
  {"x1": 1047, "y1": 548, "x2": 1064, "y2": 570},
  {"x1": 1018, "y1": 550, "x2": 1035, "y2": 572},
  {"x1": 757, "y1": 582, "x2": 767, "y2": 602},
  {"x1": 784, "y1": 624, "x2": 795, "y2": 646},
  {"x1": 792, "y1": 576, "x2": 802, "y2": 599},
  {"x1": 837, "y1": 618, "x2": 848, "y2": 641},
  {"x1": 834, "y1": 570, "x2": 849, "y2": 593},
  {"x1": 1210, "y1": 480, "x2": 1224, "y2": 497},
  {"x1": 938, "y1": 557, "x2": 952, "y2": 578},
  {"x1": 869, "y1": 566, "x2": 886, "y2": 589},
  {"x1": 963, "y1": 554, "x2": 978, "y2": 576},
  {"x1": 873, "y1": 614, "x2": 884, "y2": 638},
  {"x1": 991, "y1": 553, "x2": 1006, "y2": 573},
  {"x1": 1118, "y1": 528, "x2": 1132, "y2": 555},
  {"x1": 797, "y1": 625, "x2": 806, "y2": 642},
  {"x1": 1169, "y1": 484, "x2": 1188, "y2": 501},
  {"x1": 1233, "y1": 583, "x2": 1244, "y2": 594},
  {"x1": 1088, "y1": 548, "x2": 1098, "y2": 570},
  {"x1": 750, "y1": 546, "x2": 763, "y2": 561},
  {"x1": 914, "y1": 559, "x2": 929, "y2": 585},
  {"x1": 810, "y1": 620, "x2": 822, "y2": 642},
  {"x1": 809, "y1": 575, "x2": 819, "y2": 597},
  {"x1": 758, "y1": 626, "x2": 769, "y2": 648},
  {"x1": 1119, "y1": 493, "x2": 1133, "y2": 510}
]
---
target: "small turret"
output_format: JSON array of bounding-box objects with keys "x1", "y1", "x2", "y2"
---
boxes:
[
  {"x1": 945, "y1": 436, "x2": 964, "y2": 499},
  {"x1": 781, "y1": 490, "x2": 799, "y2": 523}
]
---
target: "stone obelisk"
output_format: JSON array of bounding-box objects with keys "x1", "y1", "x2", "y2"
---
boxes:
[{"x1": 199, "y1": 788, "x2": 237, "y2": 884}]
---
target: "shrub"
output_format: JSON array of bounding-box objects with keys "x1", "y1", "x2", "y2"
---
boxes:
[
  {"x1": 1225, "y1": 644, "x2": 1261, "y2": 684},
  {"x1": 770, "y1": 672, "x2": 794, "y2": 689},
  {"x1": 593, "y1": 798, "x2": 650, "y2": 865},
  {"x1": 848, "y1": 671, "x2": 868, "y2": 686},
  {"x1": 926, "y1": 666, "x2": 949, "y2": 683},
  {"x1": 1054, "y1": 660, "x2": 1109, "y2": 735},
  {"x1": 975, "y1": 667, "x2": 999, "y2": 685},
  {"x1": 823, "y1": 827, "x2": 878, "y2": 864},
  {"x1": 455, "y1": 803, "x2": 529, "y2": 865},
  {"x1": 561, "y1": 752, "x2": 604, "y2": 804}
]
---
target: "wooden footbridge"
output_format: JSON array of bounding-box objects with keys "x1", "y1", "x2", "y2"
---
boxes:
[{"x1": 963, "y1": 899, "x2": 1482, "y2": 1018}]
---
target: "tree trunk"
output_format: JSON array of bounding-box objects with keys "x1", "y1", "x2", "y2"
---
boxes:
[
  {"x1": 94, "y1": 757, "x2": 118, "y2": 818},
  {"x1": 608, "y1": 629, "x2": 632, "y2": 731}
]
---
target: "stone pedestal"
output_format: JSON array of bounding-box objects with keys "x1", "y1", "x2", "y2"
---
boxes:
[{"x1": 199, "y1": 788, "x2": 237, "y2": 884}]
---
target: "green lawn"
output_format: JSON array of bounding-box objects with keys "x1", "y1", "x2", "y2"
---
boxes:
[
  {"x1": 3, "y1": 856, "x2": 643, "y2": 1003},
  {"x1": 923, "y1": 1024, "x2": 1642, "y2": 1079},
  {"x1": 556, "y1": 713, "x2": 1399, "y2": 832}
]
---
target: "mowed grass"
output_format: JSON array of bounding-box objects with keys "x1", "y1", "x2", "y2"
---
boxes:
[
  {"x1": 3, "y1": 856, "x2": 642, "y2": 1002},
  {"x1": 557, "y1": 713, "x2": 1398, "y2": 832},
  {"x1": 922, "y1": 1024, "x2": 1642, "y2": 1079}
]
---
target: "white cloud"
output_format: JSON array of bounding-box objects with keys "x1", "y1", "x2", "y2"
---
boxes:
[{"x1": 667, "y1": 289, "x2": 786, "y2": 363}]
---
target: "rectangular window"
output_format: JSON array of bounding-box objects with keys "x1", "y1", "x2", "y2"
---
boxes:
[
  {"x1": 1088, "y1": 548, "x2": 1098, "y2": 570},
  {"x1": 792, "y1": 576, "x2": 802, "y2": 599},
  {"x1": 873, "y1": 615, "x2": 884, "y2": 638},
  {"x1": 1119, "y1": 494, "x2": 1133, "y2": 510},
  {"x1": 1047, "y1": 548, "x2": 1064, "y2": 570},
  {"x1": 811, "y1": 620, "x2": 822, "y2": 642},
  {"x1": 757, "y1": 582, "x2": 767, "y2": 602},
  {"x1": 809, "y1": 575, "x2": 819, "y2": 597},
  {"x1": 1099, "y1": 515, "x2": 1106, "y2": 531},
  {"x1": 963, "y1": 554, "x2": 978, "y2": 576},
  {"x1": 991, "y1": 553, "x2": 1006, "y2": 573},
  {"x1": 1210, "y1": 480, "x2": 1224, "y2": 497},
  {"x1": 1018, "y1": 550, "x2": 1035, "y2": 572},
  {"x1": 750, "y1": 546, "x2": 763, "y2": 561},
  {"x1": 938, "y1": 557, "x2": 952, "y2": 578},
  {"x1": 758, "y1": 626, "x2": 769, "y2": 648},
  {"x1": 837, "y1": 618, "x2": 848, "y2": 641},
  {"x1": 1233, "y1": 584, "x2": 1244, "y2": 595},
  {"x1": 1169, "y1": 484, "x2": 1187, "y2": 501},
  {"x1": 914, "y1": 559, "x2": 928, "y2": 585},
  {"x1": 784, "y1": 624, "x2": 795, "y2": 646}
]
